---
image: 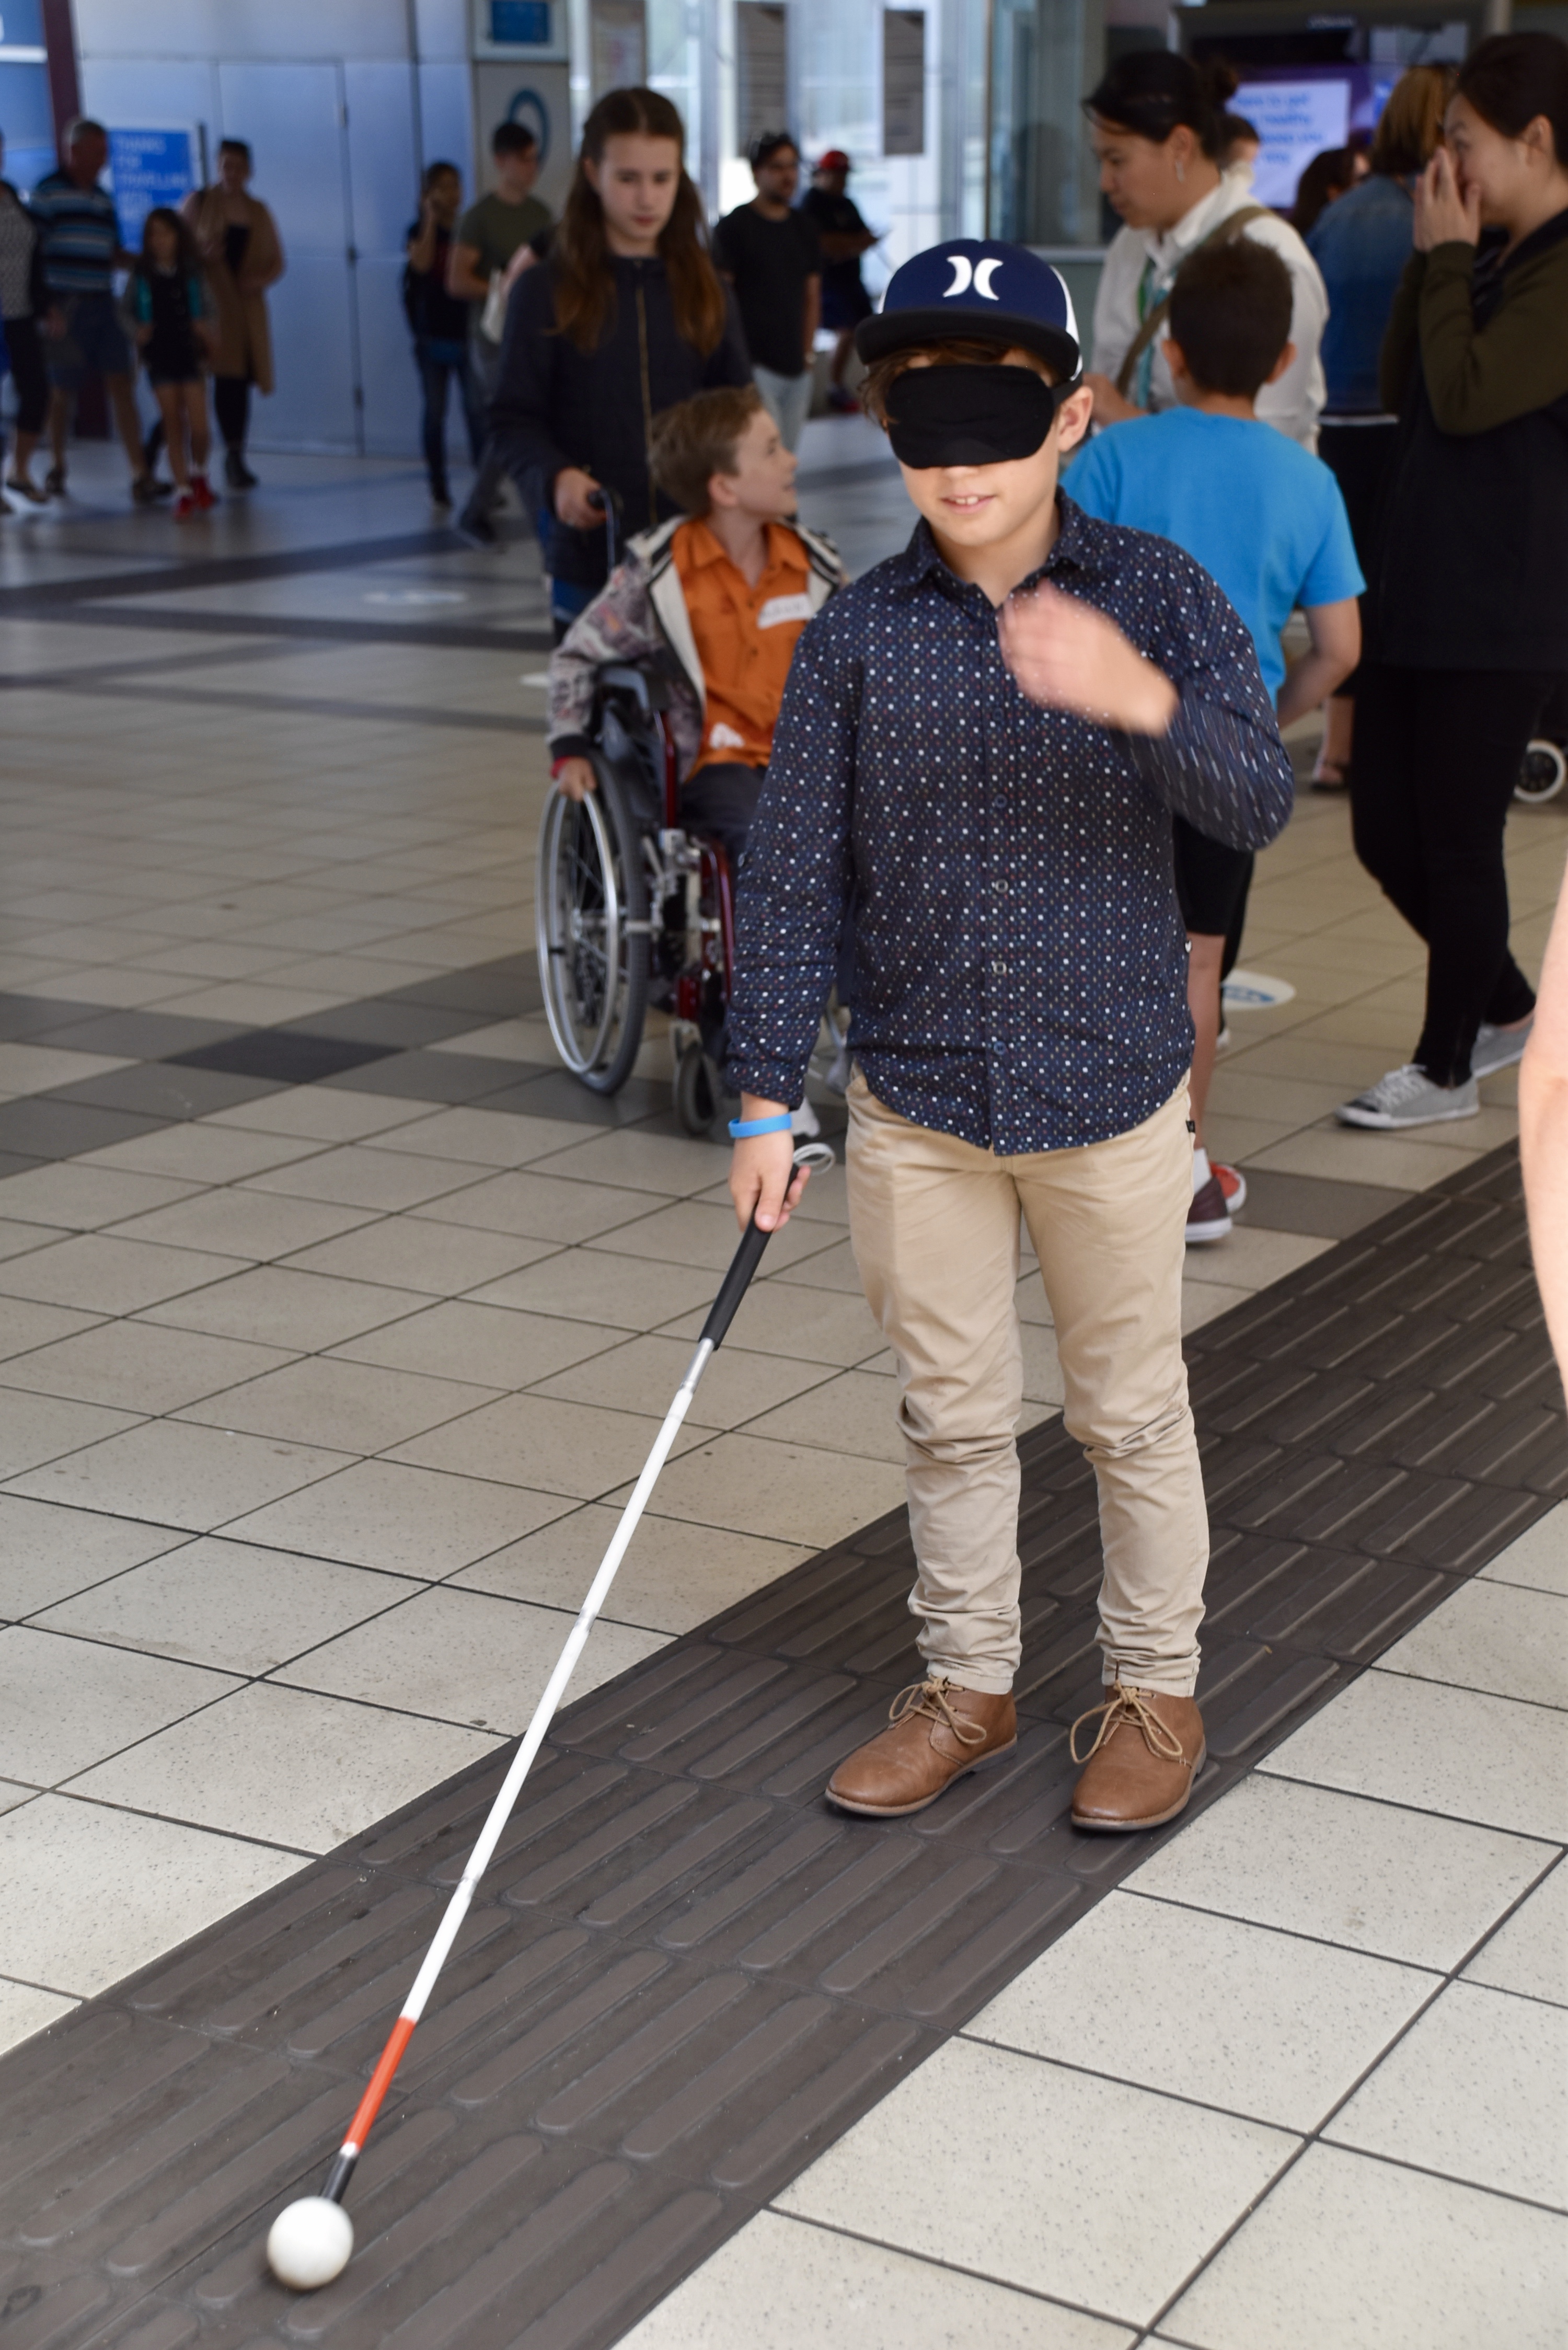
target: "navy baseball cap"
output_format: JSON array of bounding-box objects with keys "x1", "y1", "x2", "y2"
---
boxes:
[{"x1": 856, "y1": 238, "x2": 1081, "y2": 381}]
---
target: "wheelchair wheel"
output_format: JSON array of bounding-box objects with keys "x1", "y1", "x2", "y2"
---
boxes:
[
  {"x1": 673, "y1": 1042, "x2": 730, "y2": 1138},
  {"x1": 536, "y1": 764, "x2": 650, "y2": 1092},
  {"x1": 1516, "y1": 739, "x2": 1566, "y2": 805}
]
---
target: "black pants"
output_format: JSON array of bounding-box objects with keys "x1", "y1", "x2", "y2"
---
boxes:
[
  {"x1": 3, "y1": 314, "x2": 48, "y2": 437},
  {"x1": 415, "y1": 341, "x2": 481, "y2": 493},
  {"x1": 1351, "y1": 665, "x2": 1551, "y2": 1084},
  {"x1": 213, "y1": 375, "x2": 250, "y2": 454},
  {"x1": 679, "y1": 760, "x2": 765, "y2": 872},
  {"x1": 1317, "y1": 420, "x2": 1398, "y2": 700}
]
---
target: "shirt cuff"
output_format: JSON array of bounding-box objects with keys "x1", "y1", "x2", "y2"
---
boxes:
[
  {"x1": 723, "y1": 1052, "x2": 805, "y2": 1110},
  {"x1": 548, "y1": 733, "x2": 595, "y2": 765}
]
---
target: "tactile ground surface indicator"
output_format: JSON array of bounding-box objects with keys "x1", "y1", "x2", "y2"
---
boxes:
[{"x1": 2, "y1": 1144, "x2": 1561, "y2": 2350}]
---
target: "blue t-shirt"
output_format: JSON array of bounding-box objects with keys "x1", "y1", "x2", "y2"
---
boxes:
[{"x1": 1064, "y1": 407, "x2": 1364, "y2": 698}]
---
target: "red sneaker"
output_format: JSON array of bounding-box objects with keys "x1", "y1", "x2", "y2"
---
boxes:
[
  {"x1": 1213, "y1": 1162, "x2": 1247, "y2": 1213},
  {"x1": 171, "y1": 487, "x2": 197, "y2": 520},
  {"x1": 191, "y1": 473, "x2": 218, "y2": 510}
]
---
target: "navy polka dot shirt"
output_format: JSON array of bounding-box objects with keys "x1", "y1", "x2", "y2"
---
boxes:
[{"x1": 728, "y1": 498, "x2": 1295, "y2": 1156}]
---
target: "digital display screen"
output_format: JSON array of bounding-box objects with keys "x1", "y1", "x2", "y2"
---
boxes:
[
  {"x1": 489, "y1": 1, "x2": 552, "y2": 45},
  {"x1": 1233, "y1": 66, "x2": 1399, "y2": 208}
]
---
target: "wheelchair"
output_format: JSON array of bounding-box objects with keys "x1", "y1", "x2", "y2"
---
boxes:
[{"x1": 536, "y1": 663, "x2": 737, "y2": 1134}]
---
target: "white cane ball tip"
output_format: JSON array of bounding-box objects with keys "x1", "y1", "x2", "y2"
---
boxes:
[{"x1": 267, "y1": 2196, "x2": 354, "y2": 2290}]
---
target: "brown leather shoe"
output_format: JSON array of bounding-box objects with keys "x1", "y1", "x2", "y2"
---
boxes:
[
  {"x1": 825, "y1": 1678, "x2": 1017, "y2": 1817},
  {"x1": 1069, "y1": 1684, "x2": 1205, "y2": 1831}
]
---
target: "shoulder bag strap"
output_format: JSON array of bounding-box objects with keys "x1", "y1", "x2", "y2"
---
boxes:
[{"x1": 1113, "y1": 205, "x2": 1274, "y2": 398}]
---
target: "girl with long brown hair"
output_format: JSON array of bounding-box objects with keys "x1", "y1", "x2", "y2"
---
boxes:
[{"x1": 488, "y1": 87, "x2": 750, "y2": 635}]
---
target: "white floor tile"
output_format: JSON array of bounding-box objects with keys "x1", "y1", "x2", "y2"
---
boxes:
[
  {"x1": 140, "y1": 1263, "x2": 428, "y2": 1349},
  {"x1": 331, "y1": 1297, "x2": 622, "y2": 1388},
  {"x1": 245, "y1": 1143, "x2": 488, "y2": 1212},
  {"x1": 221, "y1": 1457, "x2": 570, "y2": 1574},
  {"x1": 0, "y1": 1794, "x2": 304, "y2": 1998},
  {"x1": 273, "y1": 1581, "x2": 666, "y2": 1731},
  {"x1": 1463, "y1": 1860, "x2": 1568, "y2": 2007},
  {"x1": 0, "y1": 1978, "x2": 78, "y2": 2055},
  {"x1": 1124, "y1": 1772, "x2": 1554, "y2": 1969},
  {"x1": 0, "y1": 1388, "x2": 144, "y2": 1479},
  {"x1": 622, "y1": 1431, "x2": 908, "y2": 1550},
  {"x1": 1376, "y1": 1577, "x2": 1567, "y2": 1709},
  {"x1": 450, "y1": 1504, "x2": 811, "y2": 1634},
  {"x1": 0, "y1": 1624, "x2": 238, "y2": 1783},
  {"x1": 1326, "y1": 1978, "x2": 1568, "y2": 2207},
  {"x1": 387, "y1": 1391, "x2": 709, "y2": 1499},
  {"x1": 1161, "y1": 2142, "x2": 1567, "y2": 2350},
  {"x1": 967, "y1": 1891, "x2": 1435, "y2": 2131},
  {"x1": 777, "y1": 2037, "x2": 1296, "y2": 2327},
  {"x1": 1261, "y1": 1668, "x2": 1568, "y2": 1842},
  {"x1": 279, "y1": 1215, "x2": 557, "y2": 1295},
  {"x1": 412, "y1": 1168, "x2": 664, "y2": 1243},
  {"x1": 32, "y1": 1539, "x2": 421, "y2": 1675},
  {"x1": 466, "y1": 1249, "x2": 719, "y2": 1330},
  {"x1": 0, "y1": 1494, "x2": 185, "y2": 1616},
  {"x1": 0, "y1": 1164, "x2": 201, "y2": 1232},
  {"x1": 65, "y1": 1680, "x2": 498, "y2": 1853},
  {"x1": 1481, "y1": 1505, "x2": 1568, "y2": 1597},
  {"x1": 105, "y1": 1188, "x2": 376, "y2": 1263},
  {"x1": 176, "y1": 1354, "x2": 497, "y2": 1453},
  {"x1": 619, "y1": 2212, "x2": 1132, "y2": 2348},
  {"x1": 0, "y1": 1231, "x2": 248, "y2": 1314},
  {"x1": 8, "y1": 1417, "x2": 352, "y2": 1533},
  {"x1": 0, "y1": 1320, "x2": 295, "y2": 1413}
]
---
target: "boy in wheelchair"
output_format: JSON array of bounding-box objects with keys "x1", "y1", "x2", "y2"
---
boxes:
[{"x1": 546, "y1": 384, "x2": 844, "y2": 878}]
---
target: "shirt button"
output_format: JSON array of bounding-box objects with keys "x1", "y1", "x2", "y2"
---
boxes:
[
  {"x1": 993, "y1": 878, "x2": 1007, "y2": 894},
  {"x1": 991, "y1": 959, "x2": 1006, "y2": 976}
]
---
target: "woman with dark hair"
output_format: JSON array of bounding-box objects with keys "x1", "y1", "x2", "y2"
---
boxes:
[
  {"x1": 1083, "y1": 50, "x2": 1328, "y2": 446},
  {"x1": 488, "y1": 86, "x2": 750, "y2": 637},
  {"x1": 1307, "y1": 65, "x2": 1454, "y2": 787},
  {"x1": 1338, "y1": 32, "x2": 1568, "y2": 1134},
  {"x1": 1291, "y1": 146, "x2": 1358, "y2": 238}
]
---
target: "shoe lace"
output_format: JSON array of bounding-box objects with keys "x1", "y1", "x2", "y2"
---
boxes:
[
  {"x1": 887, "y1": 1676, "x2": 987, "y2": 1748},
  {"x1": 1369, "y1": 1064, "x2": 1427, "y2": 1106},
  {"x1": 1069, "y1": 1684, "x2": 1184, "y2": 1767}
]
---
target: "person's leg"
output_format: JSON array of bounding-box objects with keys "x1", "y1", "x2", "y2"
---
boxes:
[
  {"x1": 458, "y1": 339, "x2": 507, "y2": 536},
  {"x1": 185, "y1": 382, "x2": 211, "y2": 475},
  {"x1": 7, "y1": 319, "x2": 49, "y2": 490},
  {"x1": 1350, "y1": 665, "x2": 1428, "y2": 942},
  {"x1": 214, "y1": 376, "x2": 254, "y2": 483},
  {"x1": 777, "y1": 368, "x2": 812, "y2": 453},
  {"x1": 677, "y1": 761, "x2": 764, "y2": 873},
  {"x1": 1185, "y1": 933, "x2": 1225, "y2": 1147},
  {"x1": 844, "y1": 1079, "x2": 1028, "y2": 1695},
  {"x1": 106, "y1": 372, "x2": 147, "y2": 479},
  {"x1": 155, "y1": 384, "x2": 189, "y2": 488},
  {"x1": 47, "y1": 384, "x2": 70, "y2": 480},
  {"x1": 1016, "y1": 1085, "x2": 1206, "y2": 1699},
  {"x1": 416, "y1": 344, "x2": 447, "y2": 499},
  {"x1": 1408, "y1": 671, "x2": 1551, "y2": 1084}
]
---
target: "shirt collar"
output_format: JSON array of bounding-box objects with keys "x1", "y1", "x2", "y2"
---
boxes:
[
  {"x1": 681, "y1": 516, "x2": 805, "y2": 578},
  {"x1": 891, "y1": 496, "x2": 1102, "y2": 604}
]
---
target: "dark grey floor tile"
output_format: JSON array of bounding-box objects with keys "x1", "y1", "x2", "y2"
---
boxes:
[
  {"x1": 476, "y1": 1069, "x2": 674, "y2": 1125},
  {"x1": 168, "y1": 1031, "x2": 398, "y2": 1084},
  {"x1": 0, "y1": 1098, "x2": 168, "y2": 1158},
  {"x1": 43, "y1": 1064, "x2": 283, "y2": 1118},
  {"x1": 282, "y1": 1001, "x2": 487, "y2": 1050},
  {"x1": 0, "y1": 1149, "x2": 47, "y2": 1179},
  {"x1": 319, "y1": 1050, "x2": 544, "y2": 1103},
  {"x1": 1241, "y1": 1168, "x2": 1417, "y2": 1239},
  {"x1": 378, "y1": 953, "x2": 541, "y2": 1019},
  {"x1": 38, "y1": 1009, "x2": 249, "y2": 1058},
  {"x1": 0, "y1": 992, "x2": 105, "y2": 1041}
]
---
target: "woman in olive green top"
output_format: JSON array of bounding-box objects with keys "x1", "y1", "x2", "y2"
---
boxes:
[{"x1": 1338, "y1": 32, "x2": 1568, "y2": 1136}]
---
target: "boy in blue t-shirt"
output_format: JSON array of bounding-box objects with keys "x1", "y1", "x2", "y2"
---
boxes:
[{"x1": 1066, "y1": 238, "x2": 1363, "y2": 1243}]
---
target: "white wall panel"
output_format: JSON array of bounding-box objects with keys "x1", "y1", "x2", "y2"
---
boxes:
[
  {"x1": 418, "y1": 62, "x2": 477, "y2": 186},
  {"x1": 249, "y1": 251, "x2": 359, "y2": 450},
  {"x1": 414, "y1": 0, "x2": 471, "y2": 61},
  {"x1": 355, "y1": 255, "x2": 424, "y2": 457}
]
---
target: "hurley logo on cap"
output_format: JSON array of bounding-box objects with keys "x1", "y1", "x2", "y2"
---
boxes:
[{"x1": 942, "y1": 254, "x2": 1004, "y2": 299}]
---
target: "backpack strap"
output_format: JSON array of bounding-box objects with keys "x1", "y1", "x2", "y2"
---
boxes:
[{"x1": 1113, "y1": 204, "x2": 1274, "y2": 399}]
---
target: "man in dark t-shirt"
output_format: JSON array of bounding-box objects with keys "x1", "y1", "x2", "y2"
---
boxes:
[
  {"x1": 712, "y1": 133, "x2": 820, "y2": 452},
  {"x1": 801, "y1": 151, "x2": 879, "y2": 412}
]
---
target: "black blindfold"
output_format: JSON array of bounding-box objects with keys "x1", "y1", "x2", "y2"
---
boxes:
[{"x1": 884, "y1": 363, "x2": 1071, "y2": 469}]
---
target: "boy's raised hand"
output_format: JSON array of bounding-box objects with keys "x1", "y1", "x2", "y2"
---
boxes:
[{"x1": 998, "y1": 583, "x2": 1178, "y2": 738}]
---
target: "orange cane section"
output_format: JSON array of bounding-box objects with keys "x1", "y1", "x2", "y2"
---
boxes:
[{"x1": 342, "y1": 2013, "x2": 418, "y2": 2156}]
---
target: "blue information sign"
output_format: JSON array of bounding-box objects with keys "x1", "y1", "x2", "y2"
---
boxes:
[{"x1": 108, "y1": 126, "x2": 199, "y2": 249}]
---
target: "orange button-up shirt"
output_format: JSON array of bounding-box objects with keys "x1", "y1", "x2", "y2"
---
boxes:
[{"x1": 671, "y1": 517, "x2": 814, "y2": 775}]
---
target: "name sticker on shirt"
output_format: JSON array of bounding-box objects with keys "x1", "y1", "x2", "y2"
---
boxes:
[{"x1": 757, "y1": 593, "x2": 813, "y2": 628}]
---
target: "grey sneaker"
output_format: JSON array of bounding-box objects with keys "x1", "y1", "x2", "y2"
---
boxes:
[
  {"x1": 1336, "y1": 1064, "x2": 1480, "y2": 1130},
  {"x1": 1471, "y1": 1018, "x2": 1533, "y2": 1078}
]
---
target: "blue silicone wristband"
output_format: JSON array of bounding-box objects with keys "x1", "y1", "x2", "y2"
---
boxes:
[{"x1": 728, "y1": 1113, "x2": 793, "y2": 1138}]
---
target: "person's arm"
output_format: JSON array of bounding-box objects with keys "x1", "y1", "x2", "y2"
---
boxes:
[
  {"x1": 1276, "y1": 597, "x2": 1360, "y2": 730},
  {"x1": 1520, "y1": 854, "x2": 1568, "y2": 1380},
  {"x1": 727, "y1": 610, "x2": 858, "y2": 1230},
  {"x1": 244, "y1": 205, "x2": 285, "y2": 293},
  {"x1": 703, "y1": 284, "x2": 756, "y2": 390},
  {"x1": 1416, "y1": 245, "x2": 1568, "y2": 433},
  {"x1": 546, "y1": 555, "x2": 667, "y2": 790},
  {"x1": 999, "y1": 565, "x2": 1295, "y2": 851},
  {"x1": 1083, "y1": 231, "x2": 1146, "y2": 427},
  {"x1": 447, "y1": 238, "x2": 488, "y2": 301},
  {"x1": 802, "y1": 271, "x2": 821, "y2": 368},
  {"x1": 485, "y1": 265, "x2": 596, "y2": 525},
  {"x1": 406, "y1": 196, "x2": 440, "y2": 274}
]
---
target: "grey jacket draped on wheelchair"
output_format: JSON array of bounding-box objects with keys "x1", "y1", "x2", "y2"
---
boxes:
[{"x1": 546, "y1": 512, "x2": 845, "y2": 781}]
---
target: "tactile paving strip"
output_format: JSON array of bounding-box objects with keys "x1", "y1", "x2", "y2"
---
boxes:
[{"x1": 1, "y1": 1144, "x2": 1560, "y2": 2350}]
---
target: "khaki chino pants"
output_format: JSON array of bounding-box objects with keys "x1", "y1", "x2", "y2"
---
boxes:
[{"x1": 846, "y1": 1076, "x2": 1207, "y2": 1697}]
